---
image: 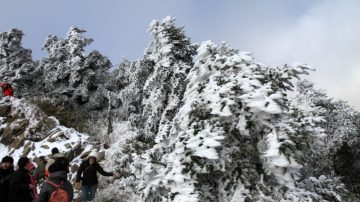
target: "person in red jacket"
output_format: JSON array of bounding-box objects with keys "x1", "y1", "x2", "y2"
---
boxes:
[
  {"x1": 27, "y1": 162, "x2": 38, "y2": 201},
  {"x1": 1, "y1": 82, "x2": 14, "y2": 97}
]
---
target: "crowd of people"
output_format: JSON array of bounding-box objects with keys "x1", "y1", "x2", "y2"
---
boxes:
[
  {"x1": 1, "y1": 82, "x2": 116, "y2": 201},
  {"x1": 0, "y1": 147, "x2": 116, "y2": 202}
]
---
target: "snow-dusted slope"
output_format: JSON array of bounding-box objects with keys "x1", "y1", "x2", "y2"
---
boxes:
[{"x1": 0, "y1": 97, "x2": 101, "y2": 182}]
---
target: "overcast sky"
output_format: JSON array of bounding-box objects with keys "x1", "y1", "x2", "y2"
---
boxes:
[{"x1": 1, "y1": 0, "x2": 359, "y2": 110}]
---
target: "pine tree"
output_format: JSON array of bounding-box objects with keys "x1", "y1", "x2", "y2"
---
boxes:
[
  {"x1": 141, "y1": 16, "x2": 196, "y2": 138},
  {"x1": 142, "y1": 40, "x2": 319, "y2": 201},
  {"x1": 38, "y1": 27, "x2": 111, "y2": 109},
  {"x1": 0, "y1": 29, "x2": 36, "y2": 96}
]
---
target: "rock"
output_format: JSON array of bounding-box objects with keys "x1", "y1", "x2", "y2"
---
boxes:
[
  {"x1": 80, "y1": 150, "x2": 91, "y2": 159},
  {"x1": 1, "y1": 124, "x2": 14, "y2": 145},
  {"x1": 11, "y1": 119, "x2": 29, "y2": 136},
  {"x1": 41, "y1": 145, "x2": 49, "y2": 149},
  {"x1": 0, "y1": 104, "x2": 11, "y2": 117},
  {"x1": 103, "y1": 143, "x2": 110, "y2": 149},
  {"x1": 8, "y1": 149, "x2": 15, "y2": 155},
  {"x1": 40, "y1": 117, "x2": 58, "y2": 132},
  {"x1": 71, "y1": 164, "x2": 79, "y2": 173},
  {"x1": 10, "y1": 134, "x2": 25, "y2": 149},
  {"x1": 48, "y1": 129, "x2": 65, "y2": 142},
  {"x1": 22, "y1": 142, "x2": 32, "y2": 156},
  {"x1": 97, "y1": 150, "x2": 105, "y2": 162},
  {"x1": 64, "y1": 150, "x2": 73, "y2": 160},
  {"x1": 47, "y1": 138, "x2": 56, "y2": 143},
  {"x1": 73, "y1": 144, "x2": 83, "y2": 156},
  {"x1": 65, "y1": 143, "x2": 72, "y2": 149}
]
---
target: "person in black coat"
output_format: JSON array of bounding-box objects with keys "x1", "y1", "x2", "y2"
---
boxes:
[
  {"x1": 76, "y1": 150, "x2": 114, "y2": 202},
  {"x1": 38, "y1": 157, "x2": 74, "y2": 202},
  {"x1": 9, "y1": 157, "x2": 34, "y2": 202},
  {"x1": 0, "y1": 156, "x2": 15, "y2": 202}
]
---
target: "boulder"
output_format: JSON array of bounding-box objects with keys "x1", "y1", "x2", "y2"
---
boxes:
[
  {"x1": 48, "y1": 129, "x2": 65, "y2": 142},
  {"x1": 0, "y1": 104, "x2": 11, "y2": 117},
  {"x1": 65, "y1": 143, "x2": 72, "y2": 149},
  {"x1": 64, "y1": 150, "x2": 74, "y2": 160},
  {"x1": 22, "y1": 141, "x2": 32, "y2": 156},
  {"x1": 80, "y1": 150, "x2": 91, "y2": 159},
  {"x1": 1, "y1": 124, "x2": 13, "y2": 145},
  {"x1": 10, "y1": 134, "x2": 25, "y2": 149},
  {"x1": 98, "y1": 150, "x2": 105, "y2": 162},
  {"x1": 73, "y1": 143, "x2": 83, "y2": 157},
  {"x1": 41, "y1": 145, "x2": 49, "y2": 149},
  {"x1": 40, "y1": 117, "x2": 58, "y2": 133},
  {"x1": 11, "y1": 119, "x2": 29, "y2": 136}
]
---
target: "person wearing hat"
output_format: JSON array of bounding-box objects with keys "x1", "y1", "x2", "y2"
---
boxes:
[
  {"x1": 76, "y1": 150, "x2": 114, "y2": 202},
  {"x1": 9, "y1": 157, "x2": 34, "y2": 202},
  {"x1": 38, "y1": 157, "x2": 73, "y2": 202},
  {"x1": 0, "y1": 156, "x2": 15, "y2": 202},
  {"x1": 45, "y1": 147, "x2": 64, "y2": 179}
]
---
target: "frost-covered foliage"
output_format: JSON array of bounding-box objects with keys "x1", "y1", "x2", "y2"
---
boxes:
[
  {"x1": 142, "y1": 40, "x2": 323, "y2": 201},
  {"x1": 99, "y1": 17, "x2": 339, "y2": 199},
  {"x1": 37, "y1": 27, "x2": 111, "y2": 110},
  {"x1": 96, "y1": 122, "x2": 142, "y2": 202},
  {"x1": 111, "y1": 59, "x2": 153, "y2": 120},
  {"x1": 291, "y1": 80, "x2": 360, "y2": 198},
  {"x1": 141, "y1": 16, "x2": 196, "y2": 138},
  {"x1": 0, "y1": 29, "x2": 36, "y2": 96},
  {"x1": 2, "y1": 16, "x2": 360, "y2": 202}
]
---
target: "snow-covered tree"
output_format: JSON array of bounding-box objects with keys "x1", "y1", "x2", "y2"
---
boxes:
[
  {"x1": 95, "y1": 17, "x2": 359, "y2": 202},
  {"x1": 0, "y1": 29, "x2": 36, "y2": 96},
  {"x1": 2, "y1": 16, "x2": 357, "y2": 202},
  {"x1": 142, "y1": 40, "x2": 324, "y2": 201},
  {"x1": 141, "y1": 16, "x2": 196, "y2": 138},
  {"x1": 37, "y1": 27, "x2": 111, "y2": 110}
]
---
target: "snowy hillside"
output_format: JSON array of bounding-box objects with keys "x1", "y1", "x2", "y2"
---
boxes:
[{"x1": 1, "y1": 16, "x2": 359, "y2": 201}]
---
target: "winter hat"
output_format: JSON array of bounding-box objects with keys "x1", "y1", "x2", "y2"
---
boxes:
[
  {"x1": 1, "y1": 156, "x2": 14, "y2": 164},
  {"x1": 18, "y1": 157, "x2": 30, "y2": 168},
  {"x1": 88, "y1": 150, "x2": 98, "y2": 160},
  {"x1": 27, "y1": 162, "x2": 35, "y2": 171},
  {"x1": 48, "y1": 157, "x2": 69, "y2": 173}
]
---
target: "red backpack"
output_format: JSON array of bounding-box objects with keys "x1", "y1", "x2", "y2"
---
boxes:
[{"x1": 46, "y1": 180, "x2": 70, "y2": 202}]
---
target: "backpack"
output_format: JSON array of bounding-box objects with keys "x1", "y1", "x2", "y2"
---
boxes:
[{"x1": 46, "y1": 180, "x2": 70, "y2": 202}]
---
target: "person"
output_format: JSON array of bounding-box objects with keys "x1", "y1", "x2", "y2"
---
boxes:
[
  {"x1": 0, "y1": 156, "x2": 15, "y2": 202},
  {"x1": 45, "y1": 147, "x2": 64, "y2": 178},
  {"x1": 33, "y1": 156, "x2": 47, "y2": 182},
  {"x1": 1, "y1": 82, "x2": 14, "y2": 97},
  {"x1": 27, "y1": 162, "x2": 38, "y2": 201},
  {"x1": 38, "y1": 157, "x2": 73, "y2": 202},
  {"x1": 76, "y1": 150, "x2": 114, "y2": 202},
  {"x1": 9, "y1": 157, "x2": 34, "y2": 202}
]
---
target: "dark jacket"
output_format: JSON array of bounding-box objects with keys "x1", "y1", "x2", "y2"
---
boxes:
[
  {"x1": 8, "y1": 167, "x2": 33, "y2": 202},
  {"x1": 76, "y1": 160, "x2": 113, "y2": 186},
  {"x1": 0, "y1": 166, "x2": 15, "y2": 202},
  {"x1": 38, "y1": 171, "x2": 74, "y2": 202}
]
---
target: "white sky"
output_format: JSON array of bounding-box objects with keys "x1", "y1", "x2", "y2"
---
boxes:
[{"x1": 1, "y1": 0, "x2": 359, "y2": 110}]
